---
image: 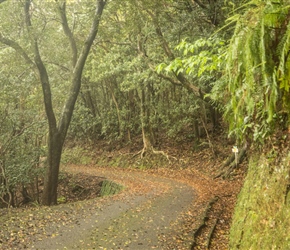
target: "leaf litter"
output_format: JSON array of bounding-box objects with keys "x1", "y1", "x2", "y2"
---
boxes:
[{"x1": 0, "y1": 138, "x2": 245, "y2": 249}]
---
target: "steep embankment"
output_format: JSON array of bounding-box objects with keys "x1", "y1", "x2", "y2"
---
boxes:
[{"x1": 230, "y1": 152, "x2": 290, "y2": 249}]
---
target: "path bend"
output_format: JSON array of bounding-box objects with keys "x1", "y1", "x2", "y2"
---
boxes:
[{"x1": 2, "y1": 165, "x2": 197, "y2": 250}]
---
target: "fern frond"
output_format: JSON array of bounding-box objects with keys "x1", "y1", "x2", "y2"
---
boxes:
[{"x1": 222, "y1": 0, "x2": 289, "y2": 142}]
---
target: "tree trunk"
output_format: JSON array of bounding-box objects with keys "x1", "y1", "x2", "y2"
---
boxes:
[
  {"x1": 42, "y1": 130, "x2": 63, "y2": 205},
  {"x1": 109, "y1": 82, "x2": 122, "y2": 137},
  {"x1": 137, "y1": 85, "x2": 157, "y2": 158},
  {"x1": 40, "y1": 0, "x2": 106, "y2": 205},
  {"x1": 1, "y1": 0, "x2": 106, "y2": 206}
]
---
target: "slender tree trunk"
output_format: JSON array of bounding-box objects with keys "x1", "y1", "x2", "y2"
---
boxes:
[
  {"x1": 0, "y1": 0, "x2": 106, "y2": 206},
  {"x1": 42, "y1": 130, "x2": 63, "y2": 205},
  {"x1": 109, "y1": 82, "x2": 122, "y2": 137},
  {"x1": 139, "y1": 86, "x2": 155, "y2": 157},
  {"x1": 81, "y1": 79, "x2": 97, "y2": 118}
]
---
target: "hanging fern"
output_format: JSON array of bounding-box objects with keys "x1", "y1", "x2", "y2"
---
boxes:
[
  {"x1": 156, "y1": 0, "x2": 290, "y2": 143},
  {"x1": 216, "y1": 0, "x2": 290, "y2": 143}
]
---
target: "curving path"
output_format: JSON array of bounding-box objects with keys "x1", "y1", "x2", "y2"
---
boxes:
[{"x1": 1, "y1": 165, "x2": 196, "y2": 250}]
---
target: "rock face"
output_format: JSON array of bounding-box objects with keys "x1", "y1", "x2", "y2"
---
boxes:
[{"x1": 230, "y1": 153, "x2": 290, "y2": 249}]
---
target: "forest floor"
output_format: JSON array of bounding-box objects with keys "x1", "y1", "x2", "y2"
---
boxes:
[{"x1": 0, "y1": 135, "x2": 246, "y2": 249}]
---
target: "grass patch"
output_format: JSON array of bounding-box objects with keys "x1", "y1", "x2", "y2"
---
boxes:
[
  {"x1": 100, "y1": 180, "x2": 124, "y2": 196},
  {"x1": 61, "y1": 146, "x2": 93, "y2": 165}
]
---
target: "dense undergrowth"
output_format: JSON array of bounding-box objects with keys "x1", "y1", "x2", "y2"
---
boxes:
[{"x1": 61, "y1": 134, "x2": 220, "y2": 171}]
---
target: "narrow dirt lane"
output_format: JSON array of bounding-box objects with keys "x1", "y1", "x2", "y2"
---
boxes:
[{"x1": 1, "y1": 165, "x2": 196, "y2": 249}]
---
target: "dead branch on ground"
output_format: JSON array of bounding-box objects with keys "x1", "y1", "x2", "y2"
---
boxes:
[
  {"x1": 191, "y1": 196, "x2": 219, "y2": 249},
  {"x1": 214, "y1": 143, "x2": 248, "y2": 179}
]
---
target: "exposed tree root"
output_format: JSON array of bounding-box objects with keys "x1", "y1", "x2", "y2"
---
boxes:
[
  {"x1": 132, "y1": 130, "x2": 178, "y2": 162},
  {"x1": 133, "y1": 146, "x2": 177, "y2": 163},
  {"x1": 215, "y1": 143, "x2": 248, "y2": 179},
  {"x1": 206, "y1": 218, "x2": 218, "y2": 249},
  {"x1": 206, "y1": 206, "x2": 223, "y2": 249},
  {"x1": 200, "y1": 117, "x2": 216, "y2": 157},
  {"x1": 191, "y1": 196, "x2": 219, "y2": 249},
  {"x1": 220, "y1": 153, "x2": 236, "y2": 169}
]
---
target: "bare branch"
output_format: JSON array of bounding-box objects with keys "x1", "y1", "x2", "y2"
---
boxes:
[
  {"x1": 57, "y1": 1, "x2": 78, "y2": 67},
  {"x1": 58, "y1": 0, "x2": 106, "y2": 139},
  {"x1": 24, "y1": 0, "x2": 57, "y2": 131},
  {"x1": 0, "y1": 34, "x2": 35, "y2": 67}
]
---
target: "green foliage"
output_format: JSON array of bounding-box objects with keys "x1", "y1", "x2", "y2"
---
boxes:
[
  {"x1": 68, "y1": 104, "x2": 100, "y2": 140},
  {"x1": 61, "y1": 146, "x2": 93, "y2": 165},
  {"x1": 100, "y1": 180, "x2": 124, "y2": 196},
  {"x1": 0, "y1": 115, "x2": 46, "y2": 206},
  {"x1": 78, "y1": 0, "x2": 226, "y2": 144},
  {"x1": 157, "y1": 37, "x2": 226, "y2": 78},
  {"x1": 0, "y1": 53, "x2": 47, "y2": 205},
  {"x1": 160, "y1": 92, "x2": 202, "y2": 139},
  {"x1": 211, "y1": 0, "x2": 290, "y2": 142}
]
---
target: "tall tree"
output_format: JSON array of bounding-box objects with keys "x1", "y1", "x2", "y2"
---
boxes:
[{"x1": 0, "y1": 0, "x2": 106, "y2": 205}]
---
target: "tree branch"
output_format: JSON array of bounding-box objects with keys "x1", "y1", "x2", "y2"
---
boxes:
[
  {"x1": 24, "y1": 0, "x2": 57, "y2": 131},
  {"x1": 0, "y1": 2, "x2": 58, "y2": 131},
  {"x1": 0, "y1": 34, "x2": 35, "y2": 67},
  {"x1": 146, "y1": 9, "x2": 201, "y2": 96},
  {"x1": 58, "y1": 0, "x2": 106, "y2": 140},
  {"x1": 57, "y1": 1, "x2": 78, "y2": 67},
  {"x1": 146, "y1": 9, "x2": 175, "y2": 60}
]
